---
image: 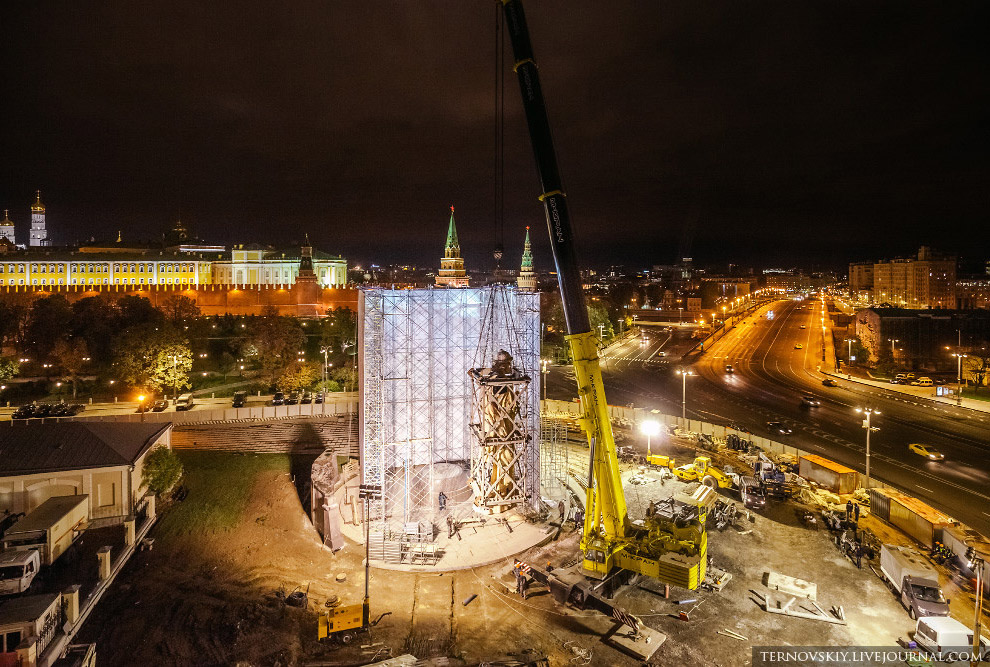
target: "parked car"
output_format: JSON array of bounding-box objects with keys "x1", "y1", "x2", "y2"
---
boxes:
[
  {"x1": 12, "y1": 404, "x2": 35, "y2": 419},
  {"x1": 933, "y1": 378, "x2": 946, "y2": 385},
  {"x1": 739, "y1": 476, "x2": 766, "y2": 510},
  {"x1": 300, "y1": 391, "x2": 313, "y2": 404},
  {"x1": 821, "y1": 378, "x2": 837, "y2": 387},
  {"x1": 801, "y1": 395, "x2": 821, "y2": 407},
  {"x1": 285, "y1": 392, "x2": 300, "y2": 405},
  {"x1": 48, "y1": 403, "x2": 70, "y2": 417},
  {"x1": 793, "y1": 343, "x2": 803, "y2": 349},
  {"x1": 313, "y1": 392, "x2": 325, "y2": 404},
  {"x1": 911, "y1": 377, "x2": 933, "y2": 387},
  {"x1": 799, "y1": 325, "x2": 807, "y2": 329},
  {"x1": 232, "y1": 391, "x2": 248, "y2": 408},
  {"x1": 272, "y1": 391, "x2": 285, "y2": 406},
  {"x1": 767, "y1": 421, "x2": 792, "y2": 435},
  {"x1": 151, "y1": 399, "x2": 169, "y2": 412},
  {"x1": 32, "y1": 404, "x2": 54, "y2": 417},
  {"x1": 908, "y1": 443, "x2": 944, "y2": 461},
  {"x1": 66, "y1": 404, "x2": 86, "y2": 415},
  {"x1": 175, "y1": 393, "x2": 195, "y2": 411},
  {"x1": 914, "y1": 616, "x2": 988, "y2": 660},
  {"x1": 725, "y1": 364, "x2": 734, "y2": 373}
]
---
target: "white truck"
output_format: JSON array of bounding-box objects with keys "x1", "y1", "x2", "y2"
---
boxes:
[
  {"x1": 915, "y1": 616, "x2": 989, "y2": 662},
  {"x1": 879, "y1": 544, "x2": 949, "y2": 619},
  {"x1": 0, "y1": 495, "x2": 89, "y2": 569},
  {"x1": 0, "y1": 549, "x2": 41, "y2": 595}
]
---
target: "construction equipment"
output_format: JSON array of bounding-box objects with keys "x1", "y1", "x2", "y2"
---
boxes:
[
  {"x1": 671, "y1": 456, "x2": 735, "y2": 489},
  {"x1": 503, "y1": 0, "x2": 707, "y2": 590},
  {"x1": 319, "y1": 484, "x2": 392, "y2": 644},
  {"x1": 645, "y1": 453, "x2": 674, "y2": 470}
]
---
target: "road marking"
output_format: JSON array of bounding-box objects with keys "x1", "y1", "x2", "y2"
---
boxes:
[{"x1": 916, "y1": 486, "x2": 934, "y2": 494}]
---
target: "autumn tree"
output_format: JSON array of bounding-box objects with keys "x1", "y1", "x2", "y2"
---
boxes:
[
  {"x1": 276, "y1": 362, "x2": 321, "y2": 392},
  {"x1": 112, "y1": 324, "x2": 193, "y2": 396},
  {"x1": 26, "y1": 294, "x2": 73, "y2": 362}
]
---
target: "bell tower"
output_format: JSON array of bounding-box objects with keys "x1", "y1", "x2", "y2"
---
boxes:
[
  {"x1": 29, "y1": 190, "x2": 48, "y2": 247},
  {"x1": 436, "y1": 205, "x2": 469, "y2": 287}
]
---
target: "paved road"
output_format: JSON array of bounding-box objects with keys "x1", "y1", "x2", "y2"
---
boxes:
[{"x1": 545, "y1": 301, "x2": 990, "y2": 536}]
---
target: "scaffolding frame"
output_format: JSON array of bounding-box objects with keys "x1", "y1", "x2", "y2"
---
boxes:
[
  {"x1": 540, "y1": 415, "x2": 569, "y2": 501},
  {"x1": 360, "y1": 287, "x2": 540, "y2": 560}
]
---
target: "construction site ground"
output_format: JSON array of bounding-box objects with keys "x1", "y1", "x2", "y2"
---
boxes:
[{"x1": 72, "y1": 438, "x2": 964, "y2": 667}]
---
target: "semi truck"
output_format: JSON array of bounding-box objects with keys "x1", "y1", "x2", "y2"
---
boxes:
[
  {"x1": 879, "y1": 544, "x2": 950, "y2": 619},
  {"x1": 0, "y1": 495, "x2": 89, "y2": 568}
]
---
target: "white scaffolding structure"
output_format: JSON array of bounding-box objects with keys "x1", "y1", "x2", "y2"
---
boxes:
[
  {"x1": 359, "y1": 287, "x2": 540, "y2": 562},
  {"x1": 539, "y1": 415, "x2": 569, "y2": 502}
]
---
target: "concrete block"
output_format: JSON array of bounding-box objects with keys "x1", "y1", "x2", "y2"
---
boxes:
[
  {"x1": 98, "y1": 546, "x2": 112, "y2": 580},
  {"x1": 63, "y1": 584, "x2": 81, "y2": 625},
  {"x1": 766, "y1": 571, "x2": 817, "y2": 601}
]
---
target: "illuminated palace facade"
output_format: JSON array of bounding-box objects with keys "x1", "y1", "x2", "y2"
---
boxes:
[{"x1": 0, "y1": 243, "x2": 347, "y2": 290}]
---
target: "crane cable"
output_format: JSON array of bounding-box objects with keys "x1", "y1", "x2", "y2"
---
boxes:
[{"x1": 493, "y1": 4, "x2": 506, "y2": 273}]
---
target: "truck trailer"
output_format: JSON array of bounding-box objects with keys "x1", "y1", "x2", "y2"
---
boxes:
[
  {"x1": 0, "y1": 495, "x2": 89, "y2": 567},
  {"x1": 879, "y1": 544, "x2": 949, "y2": 619}
]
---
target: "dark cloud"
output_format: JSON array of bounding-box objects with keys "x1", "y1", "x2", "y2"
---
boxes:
[{"x1": 1, "y1": 1, "x2": 986, "y2": 270}]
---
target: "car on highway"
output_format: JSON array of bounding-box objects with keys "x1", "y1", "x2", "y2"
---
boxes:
[
  {"x1": 908, "y1": 443, "x2": 944, "y2": 461},
  {"x1": 151, "y1": 399, "x2": 169, "y2": 412},
  {"x1": 801, "y1": 395, "x2": 821, "y2": 407},
  {"x1": 793, "y1": 343, "x2": 803, "y2": 349},
  {"x1": 767, "y1": 421, "x2": 793, "y2": 435},
  {"x1": 725, "y1": 364, "x2": 734, "y2": 373},
  {"x1": 822, "y1": 378, "x2": 837, "y2": 387}
]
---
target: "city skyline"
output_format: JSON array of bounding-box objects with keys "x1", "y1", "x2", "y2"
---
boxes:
[{"x1": 2, "y1": 1, "x2": 987, "y2": 270}]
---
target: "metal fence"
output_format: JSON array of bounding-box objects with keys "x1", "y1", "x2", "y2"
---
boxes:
[{"x1": 3, "y1": 399, "x2": 359, "y2": 426}]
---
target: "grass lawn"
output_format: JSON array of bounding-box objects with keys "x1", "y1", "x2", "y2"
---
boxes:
[
  {"x1": 155, "y1": 451, "x2": 290, "y2": 540},
  {"x1": 961, "y1": 388, "x2": 990, "y2": 402}
]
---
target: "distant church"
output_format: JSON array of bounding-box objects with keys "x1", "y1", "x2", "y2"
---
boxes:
[
  {"x1": 0, "y1": 190, "x2": 48, "y2": 247},
  {"x1": 516, "y1": 226, "x2": 536, "y2": 291},
  {"x1": 435, "y1": 206, "x2": 469, "y2": 287}
]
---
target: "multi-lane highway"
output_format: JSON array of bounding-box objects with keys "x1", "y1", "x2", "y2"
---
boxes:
[{"x1": 545, "y1": 299, "x2": 990, "y2": 536}]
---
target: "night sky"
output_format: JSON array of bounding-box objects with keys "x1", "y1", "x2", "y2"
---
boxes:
[{"x1": 1, "y1": 2, "x2": 987, "y2": 271}]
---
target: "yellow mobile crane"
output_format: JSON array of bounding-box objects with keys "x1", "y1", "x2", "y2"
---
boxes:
[{"x1": 502, "y1": 0, "x2": 706, "y2": 590}]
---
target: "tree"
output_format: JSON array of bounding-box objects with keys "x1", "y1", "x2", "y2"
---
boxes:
[
  {"x1": 26, "y1": 294, "x2": 73, "y2": 362},
  {"x1": 112, "y1": 324, "x2": 193, "y2": 396},
  {"x1": 320, "y1": 307, "x2": 357, "y2": 355},
  {"x1": 70, "y1": 296, "x2": 118, "y2": 366},
  {"x1": 588, "y1": 303, "x2": 614, "y2": 340},
  {"x1": 965, "y1": 346, "x2": 990, "y2": 393},
  {"x1": 53, "y1": 338, "x2": 89, "y2": 398},
  {"x1": 330, "y1": 366, "x2": 356, "y2": 392},
  {"x1": 117, "y1": 295, "x2": 164, "y2": 330},
  {"x1": 276, "y1": 362, "x2": 320, "y2": 392},
  {"x1": 218, "y1": 351, "x2": 236, "y2": 381},
  {"x1": 141, "y1": 446, "x2": 183, "y2": 496},
  {"x1": 0, "y1": 300, "x2": 31, "y2": 350},
  {"x1": 160, "y1": 294, "x2": 200, "y2": 325},
  {"x1": 249, "y1": 314, "x2": 305, "y2": 386},
  {"x1": 0, "y1": 357, "x2": 18, "y2": 382}
]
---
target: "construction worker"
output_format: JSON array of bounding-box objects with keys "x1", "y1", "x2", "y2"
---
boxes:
[
  {"x1": 438, "y1": 491, "x2": 447, "y2": 511},
  {"x1": 845, "y1": 500, "x2": 854, "y2": 522},
  {"x1": 853, "y1": 501, "x2": 860, "y2": 523},
  {"x1": 855, "y1": 543, "x2": 863, "y2": 569}
]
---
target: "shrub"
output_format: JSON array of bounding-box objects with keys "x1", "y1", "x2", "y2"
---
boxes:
[{"x1": 142, "y1": 446, "x2": 184, "y2": 496}]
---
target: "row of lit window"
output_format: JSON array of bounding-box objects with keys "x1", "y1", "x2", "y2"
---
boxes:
[
  {"x1": 0, "y1": 277, "x2": 195, "y2": 286},
  {"x1": 0, "y1": 262, "x2": 199, "y2": 274}
]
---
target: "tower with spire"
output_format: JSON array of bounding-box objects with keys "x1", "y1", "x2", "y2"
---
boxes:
[
  {"x1": 29, "y1": 190, "x2": 48, "y2": 247},
  {"x1": 516, "y1": 226, "x2": 537, "y2": 291},
  {"x1": 436, "y1": 205, "x2": 469, "y2": 287},
  {"x1": 0, "y1": 209, "x2": 15, "y2": 245}
]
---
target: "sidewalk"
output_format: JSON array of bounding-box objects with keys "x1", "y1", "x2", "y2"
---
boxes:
[{"x1": 822, "y1": 368, "x2": 990, "y2": 414}]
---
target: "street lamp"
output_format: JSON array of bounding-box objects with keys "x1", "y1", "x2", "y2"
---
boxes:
[
  {"x1": 320, "y1": 347, "x2": 329, "y2": 388},
  {"x1": 855, "y1": 407, "x2": 880, "y2": 488},
  {"x1": 640, "y1": 420, "x2": 660, "y2": 458},
  {"x1": 541, "y1": 359, "x2": 549, "y2": 402},
  {"x1": 887, "y1": 338, "x2": 899, "y2": 357},
  {"x1": 965, "y1": 546, "x2": 985, "y2": 667},
  {"x1": 676, "y1": 369, "x2": 694, "y2": 420},
  {"x1": 138, "y1": 394, "x2": 146, "y2": 421},
  {"x1": 171, "y1": 355, "x2": 178, "y2": 404},
  {"x1": 951, "y1": 352, "x2": 968, "y2": 405}
]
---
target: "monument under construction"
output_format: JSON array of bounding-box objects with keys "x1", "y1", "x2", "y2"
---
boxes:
[{"x1": 357, "y1": 285, "x2": 541, "y2": 564}]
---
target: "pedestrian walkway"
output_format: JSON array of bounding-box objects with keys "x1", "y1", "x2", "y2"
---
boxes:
[{"x1": 822, "y1": 369, "x2": 990, "y2": 415}]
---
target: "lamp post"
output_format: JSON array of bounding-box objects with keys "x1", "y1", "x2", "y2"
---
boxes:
[
  {"x1": 320, "y1": 347, "x2": 329, "y2": 388},
  {"x1": 640, "y1": 420, "x2": 660, "y2": 459},
  {"x1": 171, "y1": 355, "x2": 178, "y2": 404},
  {"x1": 951, "y1": 352, "x2": 968, "y2": 405},
  {"x1": 358, "y1": 484, "x2": 382, "y2": 627},
  {"x1": 676, "y1": 369, "x2": 694, "y2": 420},
  {"x1": 541, "y1": 359, "x2": 550, "y2": 400},
  {"x1": 138, "y1": 394, "x2": 146, "y2": 422},
  {"x1": 855, "y1": 407, "x2": 880, "y2": 489},
  {"x1": 888, "y1": 338, "x2": 899, "y2": 357},
  {"x1": 965, "y1": 547, "x2": 985, "y2": 667}
]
